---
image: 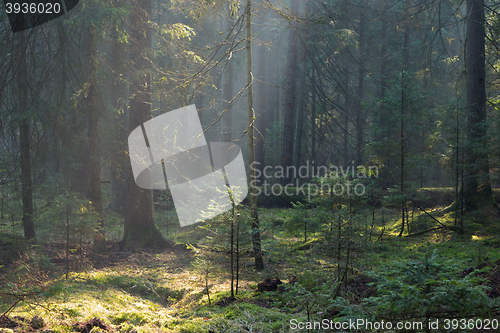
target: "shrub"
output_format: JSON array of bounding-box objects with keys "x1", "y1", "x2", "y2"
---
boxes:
[{"x1": 365, "y1": 249, "x2": 497, "y2": 323}]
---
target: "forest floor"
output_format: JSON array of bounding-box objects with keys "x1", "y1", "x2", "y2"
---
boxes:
[{"x1": 1, "y1": 195, "x2": 500, "y2": 332}]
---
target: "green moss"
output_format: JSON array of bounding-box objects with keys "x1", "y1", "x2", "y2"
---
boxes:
[{"x1": 111, "y1": 312, "x2": 149, "y2": 325}]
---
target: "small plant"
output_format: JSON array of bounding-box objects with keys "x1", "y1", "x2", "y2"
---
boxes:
[
  {"x1": 37, "y1": 192, "x2": 98, "y2": 276},
  {"x1": 189, "y1": 245, "x2": 219, "y2": 306},
  {"x1": 285, "y1": 204, "x2": 319, "y2": 242},
  {"x1": 278, "y1": 271, "x2": 340, "y2": 323},
  {"x1": 365, "y1": 249, "x2": 496, "y2": 324}
]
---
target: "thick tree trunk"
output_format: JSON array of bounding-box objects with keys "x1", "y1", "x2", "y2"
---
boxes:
[
  {"x1": 18, "y1": 29, "x2": 35, "y2": 241},
  {"x1": 462, "y1": 0, "x2": 496, "y2": 212},
  {"x1": 280, "y1": 0, "x2": 300, "y2": 185},
  {"x1": 122, "y1": 0, "x2": 170, "y2": 248},
  {"x1": 87, "y1": 24, "x2": 106, "y2": 253},
  {"x1": 247, "y1": 0, "x2": 264, "y2": 270}
]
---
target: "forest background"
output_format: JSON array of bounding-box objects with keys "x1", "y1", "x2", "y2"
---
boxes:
[{"x1": 1, "y1": 0, "x2": 500, "y2": 332}]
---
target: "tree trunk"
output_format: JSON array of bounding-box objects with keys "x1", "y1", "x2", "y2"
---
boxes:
[
  {"x1": 247, "y1": 0, "x2": 264, "y2": 270},
  {"x1": 255, "y1": 19, "x2": 267, "y2": 184},
  {"x1": 18, "y1": 29, "x2": 35, "y2": 241},
  {"x1": 375, "y1": 4, "x2": 388, "y2": 163},
  {"x1": 355, "y1": 7, "x2": 366, "y2": 166},
  {"x1": 379, "y1": 14, "x2": 387, "y2": 102},
  {"x1": 280, "y1": 0, "x2": 300, "y2": 185},
  {"x1": 341, "y1": 0, "x2": 350, "y2": 167},
  {"x1": 54, "y1": 22, "x2": 67, "y2": 175},
  {"x1": 311, "y1": 67, "x2": 317, "y2": 163},
  {"x1": 222, "y1": 17, "x2": 234, "y2": 143},
  {"x1": 110, "y1": 1, "x2": 128, "y2": 214},
  {"x1": 294, "y1": 50, "x2": 306, "y2": 169},
  {"x1": 343, "y1": 68, "x2": 349, "y2": 167},
  {"x1": 87, "y1": 24, "x2": 106, "y2": 253},
  {"x1": 398, "y1": 0, "x2": 410, "y2": 238},
  {"x1": 294, "y1": 1, "x2": 308, "y2": 168},
  {"x1": 122, "y1": 0, "x2": 170, "y2": 248},
  {"x1": 462, "y1": 0, "x2": 496, "y2": 212}
]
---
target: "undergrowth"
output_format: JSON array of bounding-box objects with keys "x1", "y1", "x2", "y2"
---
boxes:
[{"x1": 1, "y1": 201, "x2": 499, "y2": 332}]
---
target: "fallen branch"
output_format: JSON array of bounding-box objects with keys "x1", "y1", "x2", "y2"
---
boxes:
[
  {"x1": 2, "y1": 298, "x2": 22, "y2": 317},
  {"x1": 375, "y1": 227, "x2": 385, "y2": 242},
  {"x1": 410, "y1": 199, "x2": 463, "y2": 234},
  {"x1": 405, "y1": 227, "x2": 447, "y2": 237}
]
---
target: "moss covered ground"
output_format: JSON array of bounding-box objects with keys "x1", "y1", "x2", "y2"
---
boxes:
[{"x1": 1, "y1": 189, "x2": 500, "y2": 332}]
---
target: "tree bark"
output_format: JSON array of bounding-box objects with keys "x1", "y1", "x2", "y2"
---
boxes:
[
  {"x1": 222, "y1": 17, "x2": 233, "y2": 143},
  {"x1": 398, "y1": 0, "x2": 410, "y2": 237},
  {"x1": 18, "y1": 29, "x2": 35, "y2": 241},
  {"x1": 462, "y1": 0, "x2": 496, "y2": 212},
  {"x1": 343, "y1": 68, "x2": 349, "y2": 167},
  {"x1": 280, "y1": 0, "x2": 300, "y2": 185},
  {"x1": 311, "y1": 67, "x2": 317, "y2": 163},
  {"x1": 376, "y1": 3, "x2": 388, "y2": 151},
  {"x1": 122, "y1": 0, "x2": 170, "y2": 248},
  {"x1": 294, "y1": 45, "x2": 306, "y2": 168},
  {"x1": 255, "y1": 18, "x2": 267, "y2": 184},
  {"x1": 355, "y1": 7, "x2": 366, "y2": 166},
  {"x1": 110, "y1": 1, "x2": 128, "y2": 214},
  {"x1": 294, "y1": 1, "x2": 309, "y2": 168},
  {"x1": 87, "y1": 24, "x2": 106, "y2": 253},
  {"x1": 247, "y1": 0, "x2": 264, "y2": 270}
]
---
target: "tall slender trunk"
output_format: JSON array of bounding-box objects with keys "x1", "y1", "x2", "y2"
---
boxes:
[
  {"x1": 236, "y1": 215, "x2": 240, "y2": 294},
  {"x1": 399, "y1": 0, "x2": 410, "y2": 237},
  {"x1": 294, "y1": 1, "x2": 309, "y2": 168},
  {"x1": 377, "y1": 5, "x2": 388, "y2": 144},
  {"x1": 294, "y1": 48, "x2": 306, "y2": 168},
  {"x1": 280, "y1": 0, "x2": 300, "y2": 185},
  {"x1": 230, "y1": 213, "x2": 234, "y2": 299},
  {"x1": 247, "y1": 0, "x2": 264, "y2": 270},
  {"x1": 222, "y1": 17, "x2": 233, "y2": 143},
  {"x1": 343, "y1": 68, "x2": 349, "y2": 167},
  {"x1": 267, "y1": 47, "x2": 280, "y2": 166},
  {"x1": 87, "y1": 24, "x2": 106, "y2": 252},
  {"x1": 311, "y1": 67, "x2": 317, "y2": 163},
  {"x1": 376, "y1": 1, "x2": 390, "y2": 186},
  {"x1": 255, "y1": 17, "x2": 267, "y2": 184},
  {"x1": 355, "y1": 7, "x2": 366, "y2": 166},
  {"x1": 54, "y1": 22, "x2": 67, "y2": 174},
  {"x1": 341, "y1": 0, "x2": 350, "y2": 167},
  {"x1": 379, "y1": 18, "x2": 387, "y2": 101},
  {"x1": 110, "y1": 16, "x2": 128, "y2": 213},
  {"x1": 18, "y1": 29, "x2": 35, "y2": 241}
]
